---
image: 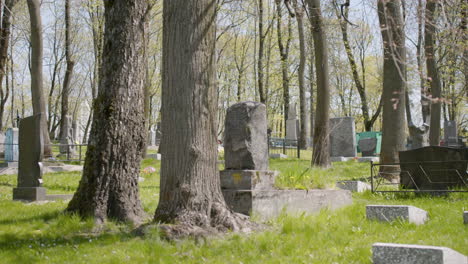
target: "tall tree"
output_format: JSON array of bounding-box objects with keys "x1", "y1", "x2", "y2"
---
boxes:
[
  {"x1": 27, "y1": 0, "x2": 52, "y2": 156},
  {"x1": 425, "y1": 0, "x2": 442, "y2": 145},
  {"x1": 257, "y1": 0, "x2": 267, "y2": 103},
  {"x1": 417, "y1": 0, "x2": 430, "y2": 124},
  {"x1": 59, "y1": 0, "x2": 75, "y2": 142},
  {"x1": 66, "y1": 0, "x2": 149, "y2": 224},
  {"x1": 307, "y1": 0, "x2": 330, "y2": 167},
  {"x1": 154, "y1": 0, "x2": 251, "y2": 238},
  {"x1": 0, "y1": 0, "x2": 19, "y2": 129},
  {"x1": 377, "y1": 0, "x2": 406, "y2": 182}
]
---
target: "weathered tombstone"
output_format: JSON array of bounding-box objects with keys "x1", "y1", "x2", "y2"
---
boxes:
[
  {"x1": 408, "y1": 124, "x2": 429, "y2": 149},
  {"x1": 399, "y1": 146, "x2": 468, "y2": 190},
  {"x1": 336, "y1": 181, "x2": 371, "y2": 192},
  {"x1": 4, "y1": 128, "x2": 19, "y2": 162},
  {"x1": 13, "y1": 113, "x2": 46, "y2": 201},
  {"x1": 155, "y1": 122, "x2": 162, "y2": 145},
  {"x1": 373, "y1": 243, "x2": 467, "y2": 264},
  {"x1": 72, "y1": 120, "x2": 78, "y2": 143},
  {"x1": 148, "y1": 128, "x2": 156, "y2": 146},
  {"x1": 60, "y1": 115, "x2": 76, "y2": 155},
  {"x1": 329, "y1": 117, "x2": 357, "y2": 158},
  {"x1": 359, "y1": 137, "x2": 378, "y2": 157},
  {"x1": 224, "y1": 101, "x2": 268, "y2": 170},
  {"x1": 0, "y1": 132, "x2": 5, "y2": 157},
  {"x1": 221, "y1": 101, "x2": 353, "y2": 220},
  {"x1": 285, "y1": 103, "x2": 299, "y2": 140},
  {"x1": 444, "y1": 120, "x2": 458, "y2": 147},
  {"x1": 366, "y1": 205, "x2": 428, "y2": 225}
]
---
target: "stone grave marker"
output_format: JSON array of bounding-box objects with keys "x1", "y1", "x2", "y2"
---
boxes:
[
  {"x1": 408, "y1": 124, "x2": 429, "y2": 149},
  {"x1": 399, "y1": 146, "x2": 468, "y2": 190},
  {"x1": 60, "y1": 115, "x2": 76, "y2": 155},
  {"x1": 366, "y1": 205, "x2": 428, "y2": 225},
  {"x1": 359, "y1": 137, "x2": 377, "y2": 157},
  {"x1": 373, "y1": 243, "x2": 467, "y2": 264},
  {"x1": 444, "y1": 120, "x2": 458, "y2": 147},
  {"x1": 285, "y1": 103, "x2": 299, "y2": 140},
  {"x1": 4, "y1": 128, "x2": 19, "y2": 162},
  {"x1": 329, "y1": 117, "x2": 357, "y2": 158},
  {"x1": 13, "y1": 114, "x2": 46, "y2": 201},
  {"x1": 0, "y1": 132, "x2": 5, "y2": 156},
  {"x1": 148, "y1": 128, "x2": 156, "y2": 146},
  {"x1": 336, "y1": 181, "x2": 370, "y2": 192}
]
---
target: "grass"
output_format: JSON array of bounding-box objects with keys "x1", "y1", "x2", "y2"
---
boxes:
[{"x1": 0, "y1": 158, "x2": 466, "y2": 263}]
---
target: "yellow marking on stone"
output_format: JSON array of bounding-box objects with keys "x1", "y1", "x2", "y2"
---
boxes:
[{"x1": 232, "y1": 173, "x2": 242, "y2": 184}]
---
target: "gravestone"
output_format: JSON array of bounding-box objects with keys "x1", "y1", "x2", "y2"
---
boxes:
[
  {"x1": 224, "y1": 101, "x2": 268, "y2": 170},
  {"x1": 0, "y1": 133, "x2": 5, "y2": 156},
  {"x1": 408, "y1": 124, "x2": 429, "y2": 149},
  {"x1": 444, "y1": 120, "x2": 458, "y2": 147},
  {"x1": 329, "y1": 117, "x2": 357, "y2": 158},
  {"x1": 4, "y1": 128, "x2": 19, "y2": 162},
  {"x1": 336, "y1": 181, "x2": 371, "y2": 192},
  {"x1": 148, "y1": 128, "x2": 156, "y2": 146},
  {"x1": 373, "y1": 243, "x2": 467, "y2": 264},
  {"x1": 358, "y1": 137, "x2": 378, "y2": 157},
  {"x1": 366, "y1": 205, "x2": 428, "y2": 225},
  {"x1": 13, "y1": 113, "x2": 46, "y2": 201},
  {"x1": 399, "y1": 146, "x2": 468, "y2": 190},
  {"x1": 285, "y1": 103, "x2": 299, "y2": 140},
  {"x1": 72, "y1": 120, "x2": 78, "y2": 143},
  {"x1": 60, "y1": 115, "x2": 75, "y2": 155}
]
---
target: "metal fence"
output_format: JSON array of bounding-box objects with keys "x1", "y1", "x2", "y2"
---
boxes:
[
  {"x1": 268, "y1": 137, "x2": 300, "y2": 158},
  {"x1": 370, "y1": 160, "x2": 468, "y2": 193},
  {"x1": 0, "y1": 143, "x2": 87, "y2": 163}
]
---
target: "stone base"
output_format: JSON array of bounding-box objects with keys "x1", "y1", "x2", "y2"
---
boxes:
[
  {"x1": 222, "y1": 189, "x2": 352, "y2": 220},
  {"x1": 220, "y1": 170, "x2": 278, "y2": 191},
  {"x1": 358, "y1": 156, "x2": 379, "y2": 163},
  {"x1": 372, "y1": 243, "x2": 467, "y2": 264},
  {"x1": 331, "y1": 156, "x2": 355, "y2": 162},
  {"x1": 269, "y1": 153, "x2": 288, "y2": 159},
  {"x1": 0, "y1": 162, "x2": 18, "y2": 168},
  {"x1": 464, "y1": 211, "x2": 468, "y2": 225},
  {"x1": 146, "y1": 153, "x2": 161, "y2": 160},
  {"x1": 13, "y1": 187, "x2": 47, "y2": 201},
  {"x1": 366, "y1": 205, "x2": 428, "y2": 225},
  {"x1": 44, "y1": 165, "x2": 83, "y2": 173},
  {"x1": 45, "y1": 194, "x2": 73, "y2": 200},
  {"x1": 336, "y1": 181, "x2": 371, "y2": 192}
]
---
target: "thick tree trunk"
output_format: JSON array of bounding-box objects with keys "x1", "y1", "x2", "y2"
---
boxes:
[
  {"x1": 294, "y1": 0, "x2": 309, "y2": 149},
  {"x1": 308, "y1": 25, "x2": 315, "y2": 140},
  {"x1": 417, "y1": 0, "x2": 430, "y2": 124},
  {"x1": 67, "y1": 0, "x2": 148, "y2": 224},
  {"x1": 27, "y1": 0, "x2": 52, "y2": 156},
  {"x1": 306, "y1": 0, "x2": 330, "y2": 167},
  {"x1": 425, "y1": 0, "x2": 442, "y2": 146},
  {"x1": 154, "y1": 0, "x2": 252, "y2": 238},
  {"x1": 377, "y1": 0, "x2": 407, "y2": 182},
  {"x1": 0, "y1": 0, "x2": 18, "y2": 129},
  {"x1": 59, "y1": 0, "x2": 75, "y2": 141}
]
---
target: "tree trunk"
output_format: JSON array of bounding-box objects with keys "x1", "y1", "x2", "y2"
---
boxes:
[
  {"x1": 425, "y1": 0, "x2": 442, "y2": 146},
  {"x1": 66, "y1": 0, "x2": 148, "y2": 224},
  {"x1": 27, "y1": 0, "x2": 52, "y2": 157},
  {"x1": 59, "y1": 0, "x2": 75, "y2": 141},
  {"x1": 154, "y1": 0, "x2": 252, "y2": 238},
  {"x1": 294, "y1": 0, "x2": 309, "y2": 149},
  {"x1": 306, "y1": 0, "x2": 330, "y2": 167},
  {"x1": 417, "y1": 0, "x2": 430, "y2": 124},
  {"x1": 308, "y1": 24, "x2": 315, "y2": 140},
  {"x1": 257, "y1": 0, "x2": 267, "y2": 103},
  {"x1": 377, "y1": 0, "x2": 407, "y2": 182},
  {"x1": 0, "y1": 0, "x2": 18, "y2": 130}
]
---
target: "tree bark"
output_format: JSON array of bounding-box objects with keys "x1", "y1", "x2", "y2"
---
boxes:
[
  {"x1": 425, "y1": 0, "x2": 442, "y2": 145},
  {"x1": 417, "y1": 0, "x2": 430, "y2": 124},
  {"x1": 67, "y1": 0, "x2": 148, "y2": 224},
  {"x1": 27, "y1": 0, "x2": 52, "y2": 156},
  {"x1": 257, "y1": 0, "x2": 267, "y2": 103},
  {"x1": 377, "y1": 0, "x2": 407, "y2": 182},
  {"x1": 154, "y1": 0, "x2": 252, "y2": 238},
  {"x1": 307, "y1": 0, "x2": 330, "y2": 167},
  {"x1": 59, "y1": 0, "x2": 75, "y2": 141}
]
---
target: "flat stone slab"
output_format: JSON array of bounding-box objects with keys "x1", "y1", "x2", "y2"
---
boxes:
[
  {"x1": 220, "y1": 170, "x2": 278, "y2": 191},
  {"x1": 44, "y1": 165, "x2": 83, "y2": 173},
  {"x1": 336, "y1": 181, "x2": 371, "y2": 192},
  {"x1": 146, "y1": 153, "x2": 161, "y2": 160},
  {"x1": 269, "y1": 153, "x2": 288, "y2": 159},
  {"x1": 0, "y1": 162, "x2": 18, "y2": 168},
  {"x1": 13, "y1": 187, "x2": 47, "y2": 201},
  {"x1": 222, "y1": 189, "x2": 352, "y2": 220},
  {"x1": 331, "y1": 156, "x2": 355, "y2": 162},
  {"x1": 464, "y1": 211, "x2": 468, "y2": 224},
  {"x1": 366, "y1": 205, "x2": 428, "y2": 225},
  {"x1": 373, "y1": 243, "x2": 467, "y2": 264},
  {"x1": 45, "y1": 194, "x2": 73, "y2": 200},
  {"x1": 358, "y1": 157, "x2": 380, "y2": 163}
]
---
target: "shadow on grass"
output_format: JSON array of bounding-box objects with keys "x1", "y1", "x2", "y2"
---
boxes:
[
  {"x1": 0, "y1": 181, "x2": 14, "y2": 187},
  {"x1": 0, "y1": 211, "x2": 62, "y2": 226}
]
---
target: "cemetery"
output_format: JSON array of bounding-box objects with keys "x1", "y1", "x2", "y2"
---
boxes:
[{"x1": 0, "y1": 0, "x2": 467, "y2": 263}]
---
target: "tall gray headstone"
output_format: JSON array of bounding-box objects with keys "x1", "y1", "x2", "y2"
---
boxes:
[
  {"x1": 148, "y1": 128, "x2": 156, "y2": 146},
  {"x1": 5, "y1": 128, "x2": 19, "y2": 162},
  {"x1": 444, "y1": 120, "x2": 458, "y2": 146},
  {"x1": 285, "y1": 103, "x2": 299, "y2": 140},
  {"x1": 408, "y1": 124, "x2": 429, "y2": 149},
  {"x1": 60, "y1": 115, "x2": 75, "y2": 154},
  {"x1": 329, "y1": 117, "x2": 357, "y2": 157},
  {"x1": 13, "y1": 113, "x2": 46, "y2": 201},
  {"x1": 224, "y1": 101, "x2": 268, "y2": 170}
]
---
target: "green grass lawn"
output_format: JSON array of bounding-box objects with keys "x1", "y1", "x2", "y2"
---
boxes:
[{"x1": 0, "y1": 158, "x2": 466, "y2": 263}]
